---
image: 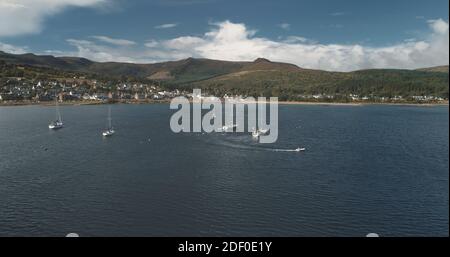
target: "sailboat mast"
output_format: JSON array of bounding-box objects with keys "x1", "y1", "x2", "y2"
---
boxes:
[
  {"x1": 55, "y1": 96, "x2": 62, "y2": 122},
  {"x1": 107, "y1": 106, "x2": 112, "y2": 129}
]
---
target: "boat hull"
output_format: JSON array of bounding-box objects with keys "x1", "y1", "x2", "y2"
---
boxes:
[
  {"x1": 49, "y1": 123, "x2": 64, "y2": 130},
  {"x1": 102, "y1": 130, "x2": 115, "y2": 137}
]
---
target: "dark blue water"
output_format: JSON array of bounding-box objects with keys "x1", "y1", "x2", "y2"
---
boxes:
[{"x1": 0, "y1": 104, "x2": 448, "y2": 236}]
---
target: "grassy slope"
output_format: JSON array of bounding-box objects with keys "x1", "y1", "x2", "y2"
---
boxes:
[
  {"x1": 1, "y1": 51, "x2": 448, "y2": 99},
  {"x1": 189, "y1": 69, "x2": 449, "y2": 99}
]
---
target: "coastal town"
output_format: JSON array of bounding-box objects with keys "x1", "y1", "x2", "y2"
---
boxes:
[
  {"x1": 0, "y1": 76, "x2": 185, "y2": 104},
  {"x1": 0, "y1": 76, "x2": 447, "y2": 105}
]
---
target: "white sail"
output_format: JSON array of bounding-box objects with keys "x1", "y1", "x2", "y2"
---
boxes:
[
  {"x1": 49, "y1": 96, "x2": 64, "y2": 129},
  {"x1": 107, "y1": 105, "x2": 112, "y2": 129},
  {"x1": 103, "y1": 105, "x2": 115, "y2": 137},
  {"x1": 56, "y1": 97, "x2": 62, "y2": 122}
]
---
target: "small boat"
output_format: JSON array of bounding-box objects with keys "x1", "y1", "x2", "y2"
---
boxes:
[
  {"x1": 49, "y1": 97, "x2": 64, "y2": 130},
  {"x1": 221, "y1": 124, "x2": 238, "y2": 132},
  {"x1": 49, "y1": 120, "x2": 64, "y2": 130},
  {"x1": 252, "y1": 130, "x2": 261, "y2": 138},
  {"x1": 102, "y1": 106, "x2": 115, "y2": 137},
  {"x1": 251, "y1": 128, "x2": 269, "y2": 138},
  {"x1": 259, "y1": 128, "x2": 269, "y2": 135},
  {"x1": 102, "y1": 129, "x2": 115, "y2": 137},
  {"x1": 295, "y1": 147, "x2": 306, "y2": 152}
]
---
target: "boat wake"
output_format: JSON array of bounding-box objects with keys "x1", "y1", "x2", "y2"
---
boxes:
[
  {"x1": 194, "y1": 132, "x2": 306, "y2": 153},
  {"x1": 271, "y1": 147, "x2": 306, "y2": 152}
]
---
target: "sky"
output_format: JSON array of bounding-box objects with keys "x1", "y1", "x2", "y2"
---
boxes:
[{"x1": 0, "y1": 0, "x2": 448, "y2": 71}]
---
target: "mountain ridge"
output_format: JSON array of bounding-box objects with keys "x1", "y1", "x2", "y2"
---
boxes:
[
  {"x1": 2, "y1": 50, "x2": 448, "y2": 79},
  {"x1": 0, "y1": 51, "x2": 448, "y2": 100},
  {"x1": 0, "y1": 51, "x2": 307, "y2": 82}
]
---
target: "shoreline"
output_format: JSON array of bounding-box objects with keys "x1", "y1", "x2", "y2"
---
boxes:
[
  {"x1": 0, "y1": 99, "x2": 448, "y2": 107},
  {"x1": 278, "y1": 101, "x2": 449, "y2": 107}
]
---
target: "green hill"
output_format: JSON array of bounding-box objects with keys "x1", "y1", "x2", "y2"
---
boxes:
[
  {"x1": 0, "y1": 51, "x2": 301, "y2": 83},
  {"x1": 417, "y1": 65, "x2": 449, "y2": 73},
  {"x1": 0, "y1": 51, "x2": 448, "y2": 100},
  {"x1": 185, "y1": 68, "x2": 448, "y2": 100}
]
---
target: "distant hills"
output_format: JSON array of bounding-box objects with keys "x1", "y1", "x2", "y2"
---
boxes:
[
  {"x1": 0, "y1": 51, "x2": 448, "y2": 100},
  {"x1": 417, "y1": 65, "x2": 449, "y2": 73},
  {"x1": 0, "y1": 51, "x2": 303, "y2": 82}
]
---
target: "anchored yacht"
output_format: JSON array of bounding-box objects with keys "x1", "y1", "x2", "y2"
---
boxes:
[
  {"x1": 49, "y1": 97, "x2": 63, "y2": 130},
  {"x1": 102, "y1": 106, "x2": 115, "y2": 137}
]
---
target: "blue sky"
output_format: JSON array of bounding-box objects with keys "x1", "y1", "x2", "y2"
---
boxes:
[{"x1": 0, "y1": 0, "x2": 448, "y2": 71}]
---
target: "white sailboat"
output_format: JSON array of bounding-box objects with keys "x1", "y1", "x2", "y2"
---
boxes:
[
  {"x1": 102, "y1": 106, "x2": 115, "y2": 137},
  {"x1": 258, "y1": 128, "x2": 269, "y2": 134},
  {"x1": 252, "y1": 129, "x2": 261, "y2": 138},
  {"x1": 49, "y1": 97, "x2": 64, "y2": 130},
  {"x1": 251, "y1": 127, "x2": 269, "y2": 138},
  {"x1": 220, "y1": 124, "x2": 238, "y2": 132}
]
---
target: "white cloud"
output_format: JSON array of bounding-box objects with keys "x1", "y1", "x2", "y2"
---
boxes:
[
  {"x1": 280, "y1": 36, "x2": 318, "y2": 45},
  {"x1": 145, "y1": 19, "x2": 448, "y2": 71},
  {"x1": 155, "y1": 23, "x2": 178, "y2": 29},
  {"x1": 44, "y1": 49, "x2": 65, "y2": 55},
  {"x1": 0, "y1": 0, "x2": 106, "y2": 37},
  {"x1": 278, "y1": 23, "x2": 291, "y2": 30},
  {"x1": 0, "y1": 41, "x2": 28, "y2": 54},
  {"x1": 282, "y1": 36, "x2": 311, "y2": 43},
  {"x1": 330, "y1": 12, "x2": 346, "y2": 16},
  {"x1": 49, "y1": 19, "x2": 450, "y2": 71},
  {"x1": 66, "y1": 38, "x2": 143, "y2": 62},
  {"x1": 91, "y1": 35, "x2": 136, "y2": 46},
  {"x1": 164, "y1": 36, "x2": 206, "y2": 50},
  {"x1": 144, "y1": 40, "x2": 159, "y2": 48},
  {"x1": 428, "y1": 19, "x2": 449, "y2": 35}
]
